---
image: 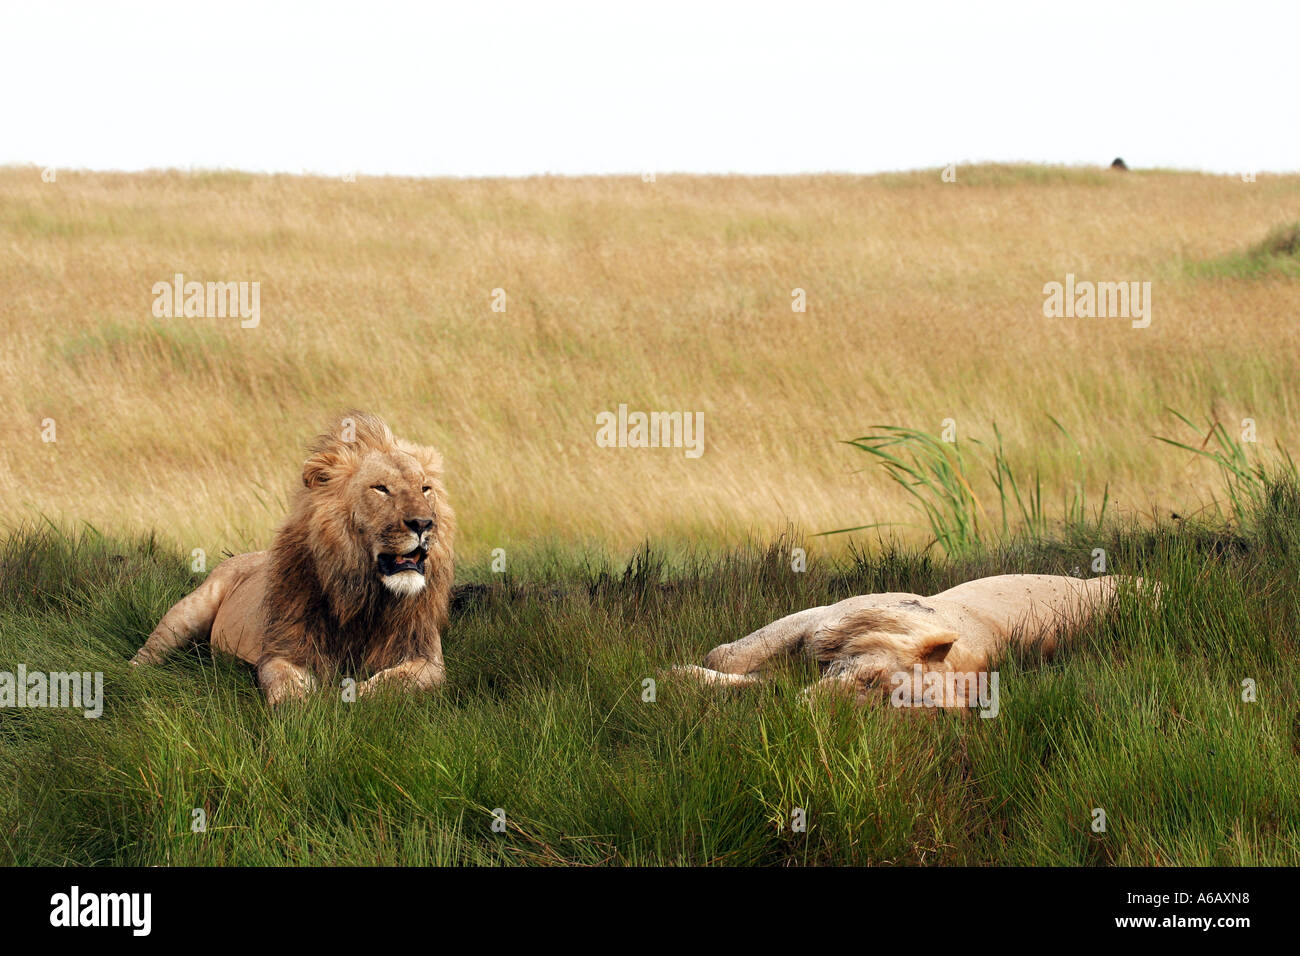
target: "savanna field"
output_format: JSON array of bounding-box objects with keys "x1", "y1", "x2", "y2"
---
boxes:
[
  {"x1": 3, "y1": 163, "x2": 1299, "y2": 555},
  {"x1": 1, "y1": 164, "x2": 1298, "y2": 865}
]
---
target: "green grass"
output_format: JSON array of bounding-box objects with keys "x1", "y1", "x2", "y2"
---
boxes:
[
  {"x1": 1156, "y1": 409, "x2": 1299, "y2": 527},
  {"x1": 827, "y1": 411, "x2": 1296, "y2": 556},
  {"x1": 825, "y1": 417, "x2": 1111, "y2": 554},
  {"x1": 1189, "y1": 222, "x2": 1300, "y2": 279},
  {"x1": 2, "y1": 480, "x2": 1299, "y2": 866}
]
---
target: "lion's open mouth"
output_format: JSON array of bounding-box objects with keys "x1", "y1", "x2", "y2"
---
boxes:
[{"x1": 377, "y1": 546, "x2": 427, "y2": 576}]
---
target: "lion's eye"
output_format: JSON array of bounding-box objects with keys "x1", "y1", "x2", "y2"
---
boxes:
[
  {"x1": 422, "y1": 486, "x2": 432, "y2": 493},
  {"x1": 372, "y1": 485, "x2": 390, "y2": 495}
]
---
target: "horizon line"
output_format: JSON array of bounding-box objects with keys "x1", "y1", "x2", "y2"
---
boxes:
[{"x1": 1, "y1": 160, "x2": 1292, "y2": 182}]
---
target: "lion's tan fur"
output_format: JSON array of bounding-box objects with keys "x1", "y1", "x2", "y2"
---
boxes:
[
  {"x1": 258, "y1": 413, "x2": 455, "y2": 676},
  {"x1": 133, "y1": 412, "x2": 455, "y2": 704},
  {"x1": 680, "y1": 574, "x2": 1148, "y2": 706},
  {"x1": 808, "y1": 608, "x2": 958, "y2": 662}
]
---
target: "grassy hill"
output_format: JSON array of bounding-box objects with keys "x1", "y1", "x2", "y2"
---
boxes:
[{"x1": 1, "y1": 164, "x2": 1298, "y2": 560}]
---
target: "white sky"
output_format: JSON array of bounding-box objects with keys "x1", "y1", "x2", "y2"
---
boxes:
[{"x1": 1, "y1": 0, "x2": 1294, "y2": 178}]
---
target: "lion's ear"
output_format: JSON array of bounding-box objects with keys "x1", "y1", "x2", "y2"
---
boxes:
[
  {"x1": 914, "y1": 630, "x2": 958, "y2": 664},
  {"x1": 302, "y1": 450, "x2": 341, "y2": 488}
]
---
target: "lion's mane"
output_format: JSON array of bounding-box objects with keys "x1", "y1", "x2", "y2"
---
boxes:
[{"x1": 257, "y1": 412, "x2": 456, "y2": 677}]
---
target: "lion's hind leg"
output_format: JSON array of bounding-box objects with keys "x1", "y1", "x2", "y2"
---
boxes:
[
  {"x1": 694, "y1": 605, "x2": 833, "y2": 679},
  {"x1": 131, "y1": 560, "x2": 243, "y2": 666}
]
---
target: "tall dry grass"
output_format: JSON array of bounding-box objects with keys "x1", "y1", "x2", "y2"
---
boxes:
[{"x1": 1, "y1": 164, "x2": 1297, "y2": 560}]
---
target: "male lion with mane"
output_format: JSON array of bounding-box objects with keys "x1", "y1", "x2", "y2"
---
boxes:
[{"x1": 132, "y1": 411, "x2": 455, "y2": 704}]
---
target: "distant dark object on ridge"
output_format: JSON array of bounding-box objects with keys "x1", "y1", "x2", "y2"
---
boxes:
[{"x1": 1110, "y1": 157, "x2": 1128, "y2": 170}]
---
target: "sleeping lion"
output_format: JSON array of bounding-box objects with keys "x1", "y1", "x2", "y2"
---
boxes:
[
  {"x1": 132, "y1": 411, "x2": 455, "y2": 705},
  {"x1": 678, "y1": 573, "x2": 1146, "y2": 706}
]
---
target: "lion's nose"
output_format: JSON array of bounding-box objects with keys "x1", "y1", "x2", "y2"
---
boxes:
[{"x1": 405, "y1": 517, "x2": 434, "y2": 534}]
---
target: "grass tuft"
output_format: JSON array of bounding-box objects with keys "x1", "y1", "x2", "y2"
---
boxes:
[{"x1": 1189, "y1": 221, "x2": 1300, "y2": 279}]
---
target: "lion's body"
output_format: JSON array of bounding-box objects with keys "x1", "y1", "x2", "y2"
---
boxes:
[
  {"x1": 209, "y1": 552, "x2": 270, "y2": 663},
  {"x1": 133, "y1": 413, "x2": 455, "y2": 704},
  {"x1": 681, "y1": 573, "x2": 1144, "y2": 705},
  {"x1": 146, "y1": 550, "x2": 269, "y2": 666}
]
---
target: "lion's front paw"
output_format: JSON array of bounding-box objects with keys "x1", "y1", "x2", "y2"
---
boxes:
[
  {"x1": 356, "y1": 670, "x2": 408, "y2": 697},
  {"x1": 356, "y1": 659, "x2": 444, "y2": 697},
  {"x1": 261, "y1": 661, "x2": 319, "y2": 706}
]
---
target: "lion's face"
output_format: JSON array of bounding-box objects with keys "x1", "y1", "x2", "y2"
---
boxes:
[
  {"x1": 347, "y1": 449, "x2": 442, "y2": 597},
  {"x1": 295, "y1": 413, "x2": 454, "y2": 606},
  {"x1": 811, "y1": 609, "x2": 959, "y2": 703}
]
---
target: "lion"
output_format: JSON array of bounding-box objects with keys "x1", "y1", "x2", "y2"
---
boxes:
[
  {"x1": 131, "y1": 411, "x2": 455, "y2": 705},
  {"x1": 676, "y1": 574, "x2": 1148, "y2": 707}
]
